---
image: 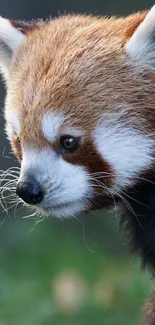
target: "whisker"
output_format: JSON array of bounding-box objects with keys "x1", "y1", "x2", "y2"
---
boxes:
[{"x1": 0, "y1": 166, "x2": 20, "y2": 219}]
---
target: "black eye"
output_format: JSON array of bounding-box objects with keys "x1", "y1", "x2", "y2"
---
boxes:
[{"x1": 60, "y1": 136, "x2": 80, "y2": 153}]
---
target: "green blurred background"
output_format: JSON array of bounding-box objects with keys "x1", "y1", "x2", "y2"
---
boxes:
[{"x1": 0, "y1": 1, "x2": 155, "y2": 324}]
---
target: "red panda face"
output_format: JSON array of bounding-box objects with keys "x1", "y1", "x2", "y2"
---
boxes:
[
  {"x1": 5, "y1": 108, "x2": 115, "y2": 218},
  {"x1": 1, "y1": 9, "x2": 155, "y2": 218}
]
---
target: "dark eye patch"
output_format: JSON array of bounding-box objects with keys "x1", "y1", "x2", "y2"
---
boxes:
[{"x1": 59, "y1": 135, "x2": 80, "y2": 154}]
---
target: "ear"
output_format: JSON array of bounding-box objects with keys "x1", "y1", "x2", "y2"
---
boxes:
[
  {"x1": 125, "y1": 5, "x2": 155, "y2": 68},
  {"x1": 0, "y1": 17, "x2": 37, "y2": 80}
]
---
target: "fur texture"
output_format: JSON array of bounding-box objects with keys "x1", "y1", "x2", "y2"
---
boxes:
[
  {"x1": 1, "y1": 7, "x2": 155, "y2": 323},
  {"x1": 144, "y1": 292, "x2": 155, "y2": 325},
  {"x1": 1, "y1": 6, "x2": 155, "y2": 263}
]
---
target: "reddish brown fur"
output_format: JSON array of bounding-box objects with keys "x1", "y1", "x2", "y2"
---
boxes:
[
  {"x1": 11, "y1": 133, "x2": 22, "y2": 161},
  {"x1": 7, "y1": 11, "x2": 155, "y2": 209},
  {"x1": 6, "y1": 11, "x2": 155, "y2": 324},
  {"x1": 62, "y1": 139, "x2": 115, "y2": 208},
  {"x1": 11, "y1": 20, "x2": 41, "y2": 34},
  {"x1": 63, "y1": 139, "x2": 113, "y2": 179},
  {"x1": 123, "y1": 11, "x2": 148, "y2": 44},
  {"x1": 8, "y1": 12, "x2": 155, "y2": 143}
]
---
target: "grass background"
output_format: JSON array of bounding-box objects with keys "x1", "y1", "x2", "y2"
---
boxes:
[{"x1": 0, "y1": 211, "x2": 153, "y2": 325}]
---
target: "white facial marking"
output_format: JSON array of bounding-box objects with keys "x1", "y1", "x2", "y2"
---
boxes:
[
  {"x1": 62, "y1": 126, "x2": 85, "y2": 138},
  {"x1": 5, "y1": 109, "x2": 20, "y2": 139},
  {"x1": 42, "y1": 112, "x2": 65, "y2": 142},
  {"x1": 94, "y1": 124, "x2": 154, "y2": 190},
  {"x1": 125, "y1": 5, "x2": 155, "y2": 67},
  {"x1": 19, "y1": 147, "x2": 92, "y2": 218},
  {"x1": 0, "y1": 17, "x2": 25, "y2": 78}
]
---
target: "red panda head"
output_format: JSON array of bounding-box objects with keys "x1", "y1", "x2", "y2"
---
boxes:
[{"x1": 0, "y1": 7, "x2": 155, "y2": 219}]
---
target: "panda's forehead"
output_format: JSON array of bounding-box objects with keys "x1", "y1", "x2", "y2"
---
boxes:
[{"x1": 5, "y1": 109, "x2": 86, "y2": 142}]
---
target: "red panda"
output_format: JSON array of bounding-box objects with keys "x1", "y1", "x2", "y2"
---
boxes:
[{"x1": 1, "y1": 6, "x2": 155, "y2": 323}]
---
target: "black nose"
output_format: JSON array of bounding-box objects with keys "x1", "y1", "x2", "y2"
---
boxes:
[{"x1": 16, "y1": 179, "x2": 44, "y2": 205}]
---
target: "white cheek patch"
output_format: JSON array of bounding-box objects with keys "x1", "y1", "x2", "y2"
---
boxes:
[
  {"x1": 94, "y1": 125, "x2": 154, "y2": 189},
  {"x1": 5, "y1": 109, "x2": 20, "y2": 138},
  {"x1": 19, "y1": 147, "x2": 92, "y2": 218},
  {"x1": 42, "y1": 112, "x2": 65, "y2": 142}
]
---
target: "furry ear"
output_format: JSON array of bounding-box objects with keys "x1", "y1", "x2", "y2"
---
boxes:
[
  {"x1": 0, "y1": 17, "x2": 26, "y2": 79},
  {"x1": 0, "y1": 17, "x2": 38, "y2": 80},
  {"x1": 125, "y1": 5, "x2": 155, "y2": 68}
]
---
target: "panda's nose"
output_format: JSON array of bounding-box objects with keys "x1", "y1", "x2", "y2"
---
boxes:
[{"x1": 16, "y1": 178, "x2": 44, "y2": 205}]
